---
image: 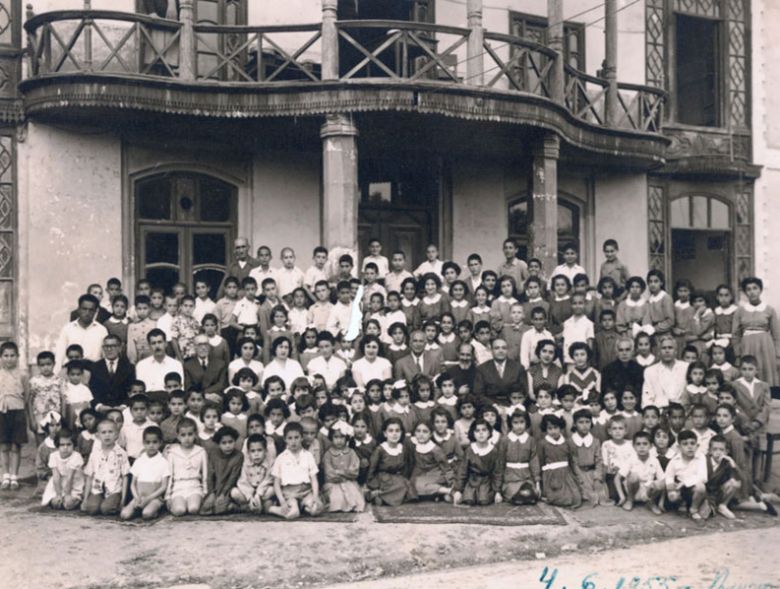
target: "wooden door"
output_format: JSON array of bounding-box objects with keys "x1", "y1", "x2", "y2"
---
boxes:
[{"x1": 359, "y1": 207, "x2": 432, "y2": 271}]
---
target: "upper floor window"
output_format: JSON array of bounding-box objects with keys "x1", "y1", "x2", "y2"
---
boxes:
[
  {"x1": 509, "y1": 12, "x2": 585, "y2": 71},
  {"x1": 675, "y1": 14, "x2": 722, "y2": 127}
]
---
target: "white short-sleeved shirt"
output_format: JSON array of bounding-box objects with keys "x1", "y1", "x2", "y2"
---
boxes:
[
  {"x1": 193, "y1": 298, "x2": 216, "y2": 324},
  {"x1": 627, "y1": 454, "x2": 664, "y2": 485},
  {"x1": 48, "y1": 451, "x2": 85, "y2": 493},
  {"x1": 85, "y1": 445, "x2": 130, "y2": 495},
  {"x1": 122, "y1": 419, "x2": 157, "y2": 459},
  {"x1": 362, "y1": 255, "x2": 390, "y2": 278},
  {"x1": 306, "y1": 355, "x2": 347, "y2": 391},
  {"x1": 304, "y1": 265, "x2": 329, "y2": 290},
  {"x1": 64, "y1": 382, "x2": 93, "y2": 405},
  {"x1": 665, "y1": 454, "x2": 707, "y2": 488},
  {"x1": 271, "y1": 448, "x2": 318, "y2": 486},
  {"x1": 131, "y1": 452, "x2": 171, "y2": 484},
  {"x1": 233, "y1": 298, "x2": 260, "y2": 326},
  {"x1": 601, "y1": 440, "x2": 637, "y2": 477},
  {"x1": 276, "y1": 267, "x2": 305, "y2": 298},
  {"x1": 228, "y1": 358, "x2": 264, "y2": 383},
  {"x1": 562, "y1": 314, "x2": 595, "y2": 362},
  {"x1": 136, "y1": 355, "x2": 184, "y2": 393}
]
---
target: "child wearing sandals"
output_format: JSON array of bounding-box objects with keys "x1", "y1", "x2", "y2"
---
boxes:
[
  {"x1": 41, "y1": 428, "x2": 84, "y2": 510},
  {"x1": 166, "y1": 417, "x2": 209, "y2": 517},
  {"x1": 623, "y1": 431, "x2": 665, "y2": 514},
  {"x1": 268, "y1": 422, "x2": 323, "y2": 519},
  {"x1": 121, "y1": 426, "x2": 170, "y2": 521},
  {"x1": 665, "y1": 430, "x2": 708, "y2": 520},
  {"x1": 322, "y1": 421, "x2": 365, "y2": 512},
  {"x1": 601, "y1": 415, "x2": 637, "y2": 507},
  {"x1": 453, "y1": 419, "x2": 503, "y2": 506},
  {"x1": 410, "y1": 420, "x2": 454, "y2": 501}
]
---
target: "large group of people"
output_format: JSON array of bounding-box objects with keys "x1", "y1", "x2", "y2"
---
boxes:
[{"x1": 0, "y1": 236, "x2": 777, "y2": 522}]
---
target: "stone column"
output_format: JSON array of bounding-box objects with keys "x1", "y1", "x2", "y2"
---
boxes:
[
  {"x1": 604, "y1": 0, "x2": 619, "y2": 126},
  {"x1": 179, "y1": 0, "x2": 196, "y2": 80},
  {"x1": 466, "y1": 0, "x2": 484, "y2": 86},
  {"x1": 547, "y1": 0, "x2": 565, "y2": 104},
  {"x1": 321, "y1": 114, "x2": 359, "y2": 262},
  {"x1": 529, "y1": 134, "x2": 560, "y2": 274},
  {"x1": 321, "y1": 0, "x2": 339, "y2": 80}
]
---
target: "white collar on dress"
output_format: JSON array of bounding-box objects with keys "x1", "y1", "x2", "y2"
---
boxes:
[
  {"x1": 714, "y1": 362, "x2": 733, "y2": 371},
  {"x1": 425, "y1": 342, "x2": 440, "y2": 351},
  {"x1": 742, "y1": 301, "x2": 767, "y2": 312},
  {"x1": 674, "y1": 300, "x2": 690, "y2": 310},
  {"x1": 355, "y1": 433, "x2": 373, "y2": 446},
  {"x1": 437, "y1": 395, "x2": 458, "y2": 406},
  {"x1": 507, "y1": 431, "x2": 529, "y2": 443},
  {"x1": 625, "y1": 297, "x2": 645, "y2": 308},
  {"x1": 470, "y1": 442, "x2": 495, "y2": 456},
  {"x1": 544, "y1": 434, "x2": 565, "y2": 446},
  {"x1": 721, "y1": 425, "x2": 735, "y2": 434},
  {"x1": 433, "y1": 429, "x2": 453, "y2": 443},
  {"x1": 571, "y1": 432, "x2": 593, "y2": 447},
  {"x1": 439, "y1": 333, "x2": 457, "y2": 344},
  {"x1": 497, "y1": 295, "x2": 517, "y2": 304},
  {"x1": 388, "y1": 343, "x2": 407, "y2": 351},
  {"x1": 401, "y1": 298, "x2": 420, "y2": 308},
  {"x1": 422, "y1": 294, "x2": 442, "y2": 305},
  {"x1": 554, "y1": 295, "x2": 570, "y2": 302},
  {"x1": 715, "y1": 305, "x2": 737, "y2": 315},
  {"x1": 413, "y1": 440, "x2": 436, "y2": 453},
  {"x1": 390, "y1": 403, "x2": 410, "y2": 415},
  {"x1": 381, "y1": 441, "x2": 403, "y2": 456},
  {"x1": 450, "y1": 299, "x2": 469, "y2": 308},
  {"x1": 414, "y1": 400, "x2": 435, "y2": 409},
  {"x1": 648, "y1": 291, "x2": 667, "y2": 303},
  {"x1": 527, "y1": 297, "x2": 543, "y2": 303}
]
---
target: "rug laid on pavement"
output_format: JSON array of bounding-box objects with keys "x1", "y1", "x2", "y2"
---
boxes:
[{"x1": 372, "y1": 501, "x2": 566, "y2": 526}]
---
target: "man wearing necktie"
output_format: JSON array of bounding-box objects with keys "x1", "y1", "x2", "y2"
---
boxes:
[
  {"x1": 393, "y1": 330, "x2": 442, "y2": 383},
  {"x1": 89, "y1": 335, "x2": 135, "y2": 413},
  {"x1": 184, "y1": 334, "x2": 228, "y2": 404},
  {"x1": 474, "y1": 338, "x2": 527, "y2": 406}
]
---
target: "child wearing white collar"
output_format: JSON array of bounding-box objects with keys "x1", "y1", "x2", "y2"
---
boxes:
[
  {"x1": 570, "y1": 408, "x2": 605, "y2": 507},
  {"x1": 431, "y1": 407, "x2": 463, "y2": 468},
  {"x1": 410, "y1": 421, "x2": 454, "y2": 501},
  {"x1": 452, "y1": 419, "x2": 503, "y2": 506},
  {"x1": 501, "y1": 410, "x2": 540, "y2": 504},
  {"x1": 537, "y1": 414, "x2": 581, "y2": 508}
]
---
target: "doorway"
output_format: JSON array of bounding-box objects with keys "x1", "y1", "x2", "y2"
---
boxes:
[
  {"x1": 670, "y1": 194, "x2": 731, "y2": 295},
  {"x1": 358, "y1": 157, "x2": 439, "y2": 270},
  {"x1": 135, "y1": 172, "x2": 237, "y2": 299}
]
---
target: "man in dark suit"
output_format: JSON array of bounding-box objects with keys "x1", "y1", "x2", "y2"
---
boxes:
[
  {"x1": 184, "y1": 335, "x2": 228, "y2": 404},
  {"x1": 393, "y1": 330, "x2": 442, "y2": 383},
  {"x1": 473, "y1": 338, "x2": 527, "y2": 405},
  {"x1": 89, "y1": 335, "x2": 136, "y2": 412}
]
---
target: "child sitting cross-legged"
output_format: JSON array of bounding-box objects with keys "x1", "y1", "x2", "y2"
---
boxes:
[
  {"x1": 120, "y1": 426, "x2": 170, "y2": 521},
  {"x1": 231, "y1": 433, "x2": 274, "y2": 513},
  {"x1": 268, "y1": 422, "x2": 323, "y2": 519},
  {"x1": 41, "y1": 427, "x2": 84, "y2": 511},
  {"x1": 81, "y1": 418, "x2": 130, "y2": 516},
  {"x1": 200, "y1": 426, "x2": 243, "y2": 515}
]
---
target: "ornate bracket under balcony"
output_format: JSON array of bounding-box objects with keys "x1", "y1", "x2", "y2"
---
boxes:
[{"x1": 19, "y1": 10, "x2": 669, "y2": 165}]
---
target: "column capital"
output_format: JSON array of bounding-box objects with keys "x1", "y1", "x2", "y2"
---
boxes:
[
  {"x1": 533, "y1": 134, "x2": 560, "y2": 160},
  {"x1": 467, "y1": 0, "x2": 483, "y2": 20},
  {"x1": 320, "y1": 114, "x2": 359, "y2": 139},
  {"x1": 322, "y1": 0, "x2": 338, "y2": 15}
]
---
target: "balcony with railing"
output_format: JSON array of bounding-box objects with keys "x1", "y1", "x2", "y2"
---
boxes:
[{"x1": 19, "y1": 2, "x2": 668, "y2": 161}]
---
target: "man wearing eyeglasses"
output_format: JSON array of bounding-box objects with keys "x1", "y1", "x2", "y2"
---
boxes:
[{"x1": 89, "y1": 335, "x2": 136, "y2": 413}]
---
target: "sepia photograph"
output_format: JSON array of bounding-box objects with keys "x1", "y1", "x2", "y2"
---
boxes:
[{"x1": 0, "y1": 0, "x2": 778, "y2": 587}]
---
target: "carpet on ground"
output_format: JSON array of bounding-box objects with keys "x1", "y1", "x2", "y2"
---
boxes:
[{"x1": 372, "y1": 501, "x2": 566, "y2": 526}]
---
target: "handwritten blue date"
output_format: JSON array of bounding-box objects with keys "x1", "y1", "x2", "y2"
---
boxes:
[{"x1": 538, "y1": 566, "x2": 777, "y2": 589}]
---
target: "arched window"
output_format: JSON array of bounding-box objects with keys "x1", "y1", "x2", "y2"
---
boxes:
[
  {"x1": 508, "y1": 195, "x2": 581, "y2": 262},
  {"x1": 135, "y1": 172, "x2": 237, "y2": 299}
]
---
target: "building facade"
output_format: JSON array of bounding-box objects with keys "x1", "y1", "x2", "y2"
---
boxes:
[{"x1": 0, "y1": 0, "x2": 773, "y2": 362}]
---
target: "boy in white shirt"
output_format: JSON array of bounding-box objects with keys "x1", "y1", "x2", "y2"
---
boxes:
[
  {"x1": 156, "y1": 296, "x2": 179, "y2": 341},
  {"x1": 550, "y1": 242, "x2": 587, "y2": 287},
  {"x1": 193, "y1": 279, "x2": 216, "y2": 324},
  {"x1": 413, "y1": 244, "x2": 444, "y2": 279},
  {"x1": 625, "y1": 430, "x2": 665, "y2": 513},
  {"x1": 520, "y1": 307, "x2": 553, "y2": 368},
  {"x1": 120, "y1": 425, "x2": 170, "y2": 521},
  {"x1": 267, "y1": 422, "x2": 323, "y2": 519},
  {"x1": 665, "y1": 430, "x2": 708, "y2": 520},
  {"x1": 121, "y1": 395, "x2": 156, "y2": 461},
  {"x1": 277, "y1": 247, "x2": 305, "y2": 303},
  {"x1": 384, "y1": 250, "x2": 413, "y2": 294},
  {"x1": 561, "y1": 292, "x2": 595, "y2": 365},
  {"x1": 327, "y1": 281, "x2": 354, "y2": 337},
  {"x1": 304, "y1": 246, "x2": 330, "y2": 301},
  {"x1": 308, "y1": 280, "x2": 333, "y2": 332},
  {"x1": 231, "y1": 277, "x2": 261, "y2": 330},
  {"x1": 362, "y1": 238, "x2": 389, "y2": 278},
  {"x1": 249, "y1": 245, "x2": 278, "y2": 288}
]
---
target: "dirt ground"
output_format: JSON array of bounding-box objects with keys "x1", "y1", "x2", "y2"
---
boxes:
[
  {"x1": 2, "y1": 465, "x2": 778, "y2": 589},
  {"x1": 5, "y1": 403, "x2": 780, "y2": 589}
]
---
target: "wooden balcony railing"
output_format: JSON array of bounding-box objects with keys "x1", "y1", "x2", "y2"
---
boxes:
[{"x1": 23, "y1": 10, "x2": 666, "y2": 134}]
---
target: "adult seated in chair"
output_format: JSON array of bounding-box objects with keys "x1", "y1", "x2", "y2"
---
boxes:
[
  {"x1": 89, "y1": 334, "x2": 136, "y2": 413},
  {"x1": 184, "y1": 334, "x2": 228, "y2": 404},
  {"x1": 473, "y1": 338, "x2": 527, "y2": 406},
  {"x1": 393, "y1": 329, "x2": 442, "y2": 382}
]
